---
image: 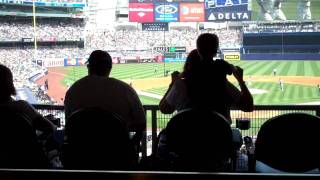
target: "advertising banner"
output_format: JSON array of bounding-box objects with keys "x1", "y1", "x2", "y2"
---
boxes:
[
  {"x1": 64, "y1": 58, "x2": 77, "y2": 66},
  {"x1": 154, "y1": 3, "x2": 179, "y2": 22},
  {"x1": 169, "y1": 46, "x2": 187, "y2": 52},
  {"x1": 164, "y1": 58, "x2": 186, "y2": 63},
  {"x1": 205, "y1": 0, "x2": 251, "y2": 21},
  {"x1": 180, "y1": 3, "x2": 204, "y2": 22},
  {"x1": 43, "y1": 58, "x2": 65, "y2": 67},
  {"x1": 223, "y1": 52, "x2": 240, "y2": 61},
  {"x1": 129, "y1": 3, "x2": 154, "y2": 22},
  {"x1": 129, "y1": 0, "x2": 153, "y2": 2},
  {"x1": 206, "y1": 10, "x2": 251, "y2": 21},
  {"x1": 112, "y1": 57, "x2": 120, "y2": 64},
  {"x1": 205, "y1": 0, "x2": 248, "y2": 11},
  {"x1": 64, "y1": 58, "x2": 85, "y2": 66},
  {"x1": 76, "y1": 58, "x2": 87, "y2": 66},
  {"x1": 153, "y1": 46, "x2": 169, "y2": 52},
  {"x1": 142, "y1": 22, "x2": 169, "y2": 31},
  {"x1": 155, "y1": 0, "x2": 203, "y2": 2}
]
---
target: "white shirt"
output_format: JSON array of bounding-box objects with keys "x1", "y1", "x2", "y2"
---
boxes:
[{"x1": 64, "y1": 75, "x2": 146, "y2": 131}]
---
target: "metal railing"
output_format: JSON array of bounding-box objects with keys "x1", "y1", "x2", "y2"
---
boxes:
[{"x1": 33, "y1": 104, "x2": 320, "y2": 160}]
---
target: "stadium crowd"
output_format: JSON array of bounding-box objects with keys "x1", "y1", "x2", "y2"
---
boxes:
[
  {"x1": 85, "y1": 28, "x2": 242, "y2": 53},
  {"x1": 0, "y1": 18, "x2": 83, "y2": 41},
  {"x1": 2, "y1": 17, "x2": 318, "y2": 105},
  {"x1": 0, "y1": 49, "x2": 54, "y2": 104}
]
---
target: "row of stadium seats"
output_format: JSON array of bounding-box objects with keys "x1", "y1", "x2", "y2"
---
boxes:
[{"x1": 1, "y1": 106, "x2": 320, "y2": 173}]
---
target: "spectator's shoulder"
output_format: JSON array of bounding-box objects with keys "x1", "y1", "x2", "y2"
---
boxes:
[
  {"x1": 215, "y1": 59, "x2": 233, "y2": 75},
  {"x1": 66, "y1": 76, "x2": 88, "y2": 91},
  {"x1": 13, "y1": 100, "x2": 34, "y2": 110},
  {"x1": 109, "y1": 77, "x2": 133, "y2": 89},
  {"x1": 15, "y1": 99, "x2": 29, "y2": 106}
]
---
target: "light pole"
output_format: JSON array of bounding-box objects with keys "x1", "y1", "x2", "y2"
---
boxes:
[
  {"x1": 32, "y1": 0, "x2": 38, "y2": 66},
  {"x1": 163, "y1": 3, "x2": 167, "y2": 77}
]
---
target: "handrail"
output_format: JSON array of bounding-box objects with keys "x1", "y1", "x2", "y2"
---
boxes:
[
  {"x1": 33, "y1": 104, "x2": 320, "y2": 111},
  {"x1": 32, "y1": 104, "x2": 320, "y2": 157},
  {"x1": 1, "y1": 169, "x2": 320, "y2": 179}
]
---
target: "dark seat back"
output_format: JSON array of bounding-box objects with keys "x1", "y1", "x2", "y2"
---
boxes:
[
  {"x1": 165, "y1": 109, "x2": 233, "y2": 171},
  {"x1": 0, "y1": 108, "x2": 49, "y2": 169},
  {"x1": 255, "y1": 113, "x2": 320, "y2": 172},
  {"x1": 64, "y1": 108, "x2": 134, "y2": 170}
]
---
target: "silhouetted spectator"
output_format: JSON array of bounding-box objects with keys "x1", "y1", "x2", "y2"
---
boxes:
[
  {"x1": 0, "y1": 64, "x2": 55, "y2": 135},
  {"x1": 0, "y1": 64, "x2": 61, "y2": 168},
  {"x1": 64, "y1": 50, "x2": 146, "y2": 135},
  {"x1": 160, "y1": 33, "x2": 253, "y2": 123}
]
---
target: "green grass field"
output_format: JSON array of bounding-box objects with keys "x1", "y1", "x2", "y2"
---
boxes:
[
  {"x1": 251, "y1": 0, "x2": 320, "y2": 20},
  {"x1": 62, "y1": 61, "x2": 320, "y2": 105},
  {"x1": 144, "y1": 82, "x2": 320, "y2": 105}
]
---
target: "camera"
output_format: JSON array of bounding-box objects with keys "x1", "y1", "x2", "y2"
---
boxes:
[
  {"x1": 45, "y1": 114, "x2": 61, "y2": 128},
  {"x1": 236, "y1": 118, "x2": 251, "y2": 130}
]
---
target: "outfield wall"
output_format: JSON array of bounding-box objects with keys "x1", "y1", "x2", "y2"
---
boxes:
[{"x1": 241, "y1": 53, "x2": 320, "y2": 61}]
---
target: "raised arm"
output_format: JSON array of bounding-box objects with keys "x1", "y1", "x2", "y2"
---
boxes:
[
  {"x1": 232, "y1": 66, "x2": 254, "y2": 112},
  {"x1": 159, "y1": 71, "x2": 180, "y2": 114}
]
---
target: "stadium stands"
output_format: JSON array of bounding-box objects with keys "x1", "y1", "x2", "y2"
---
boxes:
[{"x1": 0, "y1": 18, "x2": 84, "y2": 41}]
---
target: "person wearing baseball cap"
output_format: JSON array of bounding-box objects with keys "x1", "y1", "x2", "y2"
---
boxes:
[{"x1": 65, "y1": 50, "x2": 146, "y2": 135}]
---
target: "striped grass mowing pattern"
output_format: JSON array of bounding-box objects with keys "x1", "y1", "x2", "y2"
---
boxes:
[
  {"x1": 62, "y1": 61, "x2": 320, "y2": 105},
  {"x1": 63, "y1": 61, "x2": 320, "y2": 85},
  {"x1": 144, "y1": 82, "x2": 320, "y2": 105},
  {"x1": 62, "y1": 62, "x2": 185, "y2": 85}
]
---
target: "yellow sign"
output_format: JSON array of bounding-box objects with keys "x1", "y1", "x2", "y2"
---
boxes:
[{"x1": 224, "y1": 53, "x2": 240, "y2": 61}]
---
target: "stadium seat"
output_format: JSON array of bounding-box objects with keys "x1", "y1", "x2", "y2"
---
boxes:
[
  {"x1": 0, "y1": 107, "x2": 49, "y2": 169},
  {"x1": 164, "y1": 109, "x2": 233, "y2": 172},
  {"x1": 63, "y1": 107, "x2": 136, "y2": 170},
  {"x1": 255, "y1": 113, "x2": 320, "y2": 173}
]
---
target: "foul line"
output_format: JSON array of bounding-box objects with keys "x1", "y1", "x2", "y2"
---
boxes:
[{"x1": 136, "y1": 90, "x2": 162, "y2": 99}]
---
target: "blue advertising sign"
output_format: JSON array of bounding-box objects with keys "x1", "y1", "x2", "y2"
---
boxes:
[
  {"x1": 205, "y1": 0, "x2": 248, "y2": 9},
  {"x1": 206, "y1": 10, "x2": 251, "y2": 21},
  {"x1": 205, "y1": 0, "x2": 251, "y2": 21},
  {"x1": 154, "y1": 3, "x2": 179, "y2": 22},
  {"x1": 164, "y1": 58, "x2": 186, "y2": 63}
]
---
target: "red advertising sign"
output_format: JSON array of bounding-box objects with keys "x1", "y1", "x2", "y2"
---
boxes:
[
  {"x1": 129, "y1": 3, "x2": 154, "y2": 22},
  {"x1": 179, "y1": 3, "x2": 204, "y2": 22}
]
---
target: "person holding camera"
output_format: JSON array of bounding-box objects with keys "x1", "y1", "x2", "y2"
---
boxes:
[{"x1": 159, "y1": 33, "x2": 253, "y2": 124}]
